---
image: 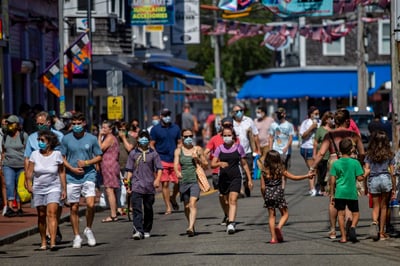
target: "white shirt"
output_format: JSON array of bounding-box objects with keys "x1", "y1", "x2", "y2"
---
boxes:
[
  {"x1": 299, "y1": 118, "x2": 319, "y2": 149},
  {"x1": 233, "y1": 116, "x2": 259, "y2": 154},
  {"x1": 269, "y1": 120, "x2": 294, "y2": 155},
  {"x1": 30, "y1": 150, "x2": 63, "y2": 194}
]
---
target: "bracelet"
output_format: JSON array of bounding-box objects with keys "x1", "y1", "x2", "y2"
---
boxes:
[
  {"x1": 85, "y1": 160, "x2": 89, "y2": 166},
  {"x1": 309, "y1": 167, "x2": 315, "y2": 171}
]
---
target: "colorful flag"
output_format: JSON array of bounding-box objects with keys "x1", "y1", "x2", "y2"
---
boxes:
[{"x1": 40, "y1": 33, "x2": 91, "y2": 97}]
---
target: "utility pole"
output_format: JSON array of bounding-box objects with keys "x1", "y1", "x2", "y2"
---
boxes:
[
  {"x1": 391, "y1": 0, "x2": 400, "y2": 147},
  {"x1": 87, "y1": 0, "x2": 94, "y2": 129},
  {"x1": 58, "y1": 0, "x2": 65, "y2": 114},
  {"x1": 356, "y1": 4, "x2": 367, "y2": 111}
]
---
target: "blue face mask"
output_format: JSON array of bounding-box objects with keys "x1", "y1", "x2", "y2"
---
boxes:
[
  {"x1": 183, "y1": 137, "x2": 193, "y2": 146},
  {"x1": 152, "y1": 120, "x2": 160, "y2": 126},
  {"x1": 138, "y1": 137, "x2": 149, "y2": 145},
  {"x1": 37, "y1": 124, "x2": 49, "y2": 131},
  {"x1": 38, "y1": 141, "x2": 47, "y2": 150},
  {"x1": 162, "y1": 116, "x2": 171, "y2": 124},
  {"x1": 235, "y1": 111, "x2": 243, "y2": 119},
  {"x1": 72, "y1": 125, "x2": 84, "y2": 133}
]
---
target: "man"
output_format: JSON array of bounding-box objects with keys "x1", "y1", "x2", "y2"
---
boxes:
[
  {"x1": 24, "y1": 111, "x2": 64, "y2": 244},
  {"x1": 150, "y1": 108, "x2": 181, "y2": 214},
  {"x1": 60, "y1": 112, "x2": 102, "y2": 248},
  {"x1": 269, "y1": 107, "x2": 294, "y2": 187},
  {"x1": 254, "y1": 106, "x2": 274, "y2": 160},
  {"x1": 181, "y1": 103, "x2": 199, "y2": 133},
  {"x1": 232, "y1": 104, "x2": 260, "y2": 197},
  {"x1": 147, "y1": 114, "x2": 160, "y2": 134}
]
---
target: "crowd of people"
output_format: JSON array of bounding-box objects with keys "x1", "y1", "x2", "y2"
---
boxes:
[{"x1": 1, "y1": 102, "x2": 400, "y2": 249}]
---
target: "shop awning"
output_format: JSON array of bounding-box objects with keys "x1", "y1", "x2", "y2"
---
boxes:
[
  {"x1": 238, "y1": 65, "x2": 390, "y2": 100},
  {"x1": 174, "y1": 78, "x2": 214, "y2": 95},
  {"x1": 151, "y1": 64, "x2": 205, "y2": 86}
]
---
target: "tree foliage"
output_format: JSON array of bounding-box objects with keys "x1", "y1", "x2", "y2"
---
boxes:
[{"x1": 187, "y1": 3, "x2": 275, "y2": 91}]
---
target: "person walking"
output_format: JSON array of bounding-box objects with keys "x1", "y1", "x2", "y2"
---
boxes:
[
  {"x1": 2, "y1": 115, "x2": 28, "y2": 217},
  {"x1": 254, "y1": 106, "x2": 274, "y2": 161},
  {"x1": 260, "y1": 150, "x2": 314, "y2": 244},
  {"x1": 364, "y1": 130, "x2": 396, "y2": 241},
  {"x1": 150, "y1": 108, "x2": 181, "y2": 215},
  {"x1": 299, "y1": 106, "x2": 320, "y2": 196},
  {"x1": 125, "y1": 129, "x2": 162, "y2": 240},
  {"x1": 25, "y1": 130, "x2": 66, "y2": 250},
  {"x1": 98, "y1": 120, "x2": 120, "y2": 223},
  {"x1": 174, "y1": 128, "x2": 208, "y2": 237},
  {"x1": 211, "y1": 127, "x2": 253, "y2": 234},
  {"x1": 60, "y1": 112, "x2": 103, "y2": 248},
  {"x1": 24, "y1": 111, "x2": 65, "y2": 244},
  {"x1": 0, "y1": 114, "x2": 10, "y2": 216},
  {"x1": 232, "y1": 103, "x2": 260, "y2": 197},
  {"x1": 310, "y1": 109, "x2": 365, "y2": 240},
  {"x1": 329, "y1": 138, "x2": 364, "y2": 243}
]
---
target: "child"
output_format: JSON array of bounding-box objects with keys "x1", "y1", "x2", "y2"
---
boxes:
[
  {"x1": 259, "y1": 150, "x2": 313, "y2": 244},
  {"x1": 364, "y1": 130, "x2": 396, "y2": 241},
  {"x1": 330, "y1": 138, "x2": 364, "y2": 243},
  {"x1": 125, "y1": 129, "x2": 163, "y2": 240}
]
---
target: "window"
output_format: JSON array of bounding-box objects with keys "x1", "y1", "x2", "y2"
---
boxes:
[
  {"x1": 378, "y1": 19, "x2": 390, "y2": 55},
  {"x1": 78, "y1": 0, "x2": 95, "y2": 11},
  {"x1": 322, "y1": 20, "x2": 345, "y2": 56}
]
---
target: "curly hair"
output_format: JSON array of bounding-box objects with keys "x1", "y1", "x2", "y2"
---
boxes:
[
  {"x1": 262, "y1": 150, "x2": 285, "y2": 180},
  {"x1": 38, "y1": 130, "x2": 60, "y2": 150},
  {"x1": 366, "y1": 130, "x2": 394, "y2": 163}
]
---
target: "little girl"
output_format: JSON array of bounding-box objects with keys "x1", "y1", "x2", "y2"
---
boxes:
[
  {"x1": 259, "y1": 150, "x2": 313, "y2": 244},
  {"x1": 364, "y1": 130, "x2": 396, "y2": 241}
]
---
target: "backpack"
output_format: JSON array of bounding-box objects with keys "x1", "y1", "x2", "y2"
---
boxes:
[{"x1": 3, "y1": 131, "x2": 26, "y2": 146}]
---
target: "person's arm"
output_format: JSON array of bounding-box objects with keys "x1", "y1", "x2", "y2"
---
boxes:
[
  {"x1": 150, "y1": 140, "x2": 156, "y2": 150},
  {"x1": 283, "y1": 170, "x2": 313, "y2": 180},
  {"x1": 193, "y1": 115, "x2": 199, "y2": 133},
  {"x1": 260, "y1": 171, "x2": 266, "y2": 197},
  {"x1": 153, "y1": 169, "x2": 162, "y2": 189},
  {"x1": 25, "y1": 161, "x2": 34, "y2": 193},
  {"x1": 119, "y1": 132, "x2": 134, "y2": 152},
  {"x1": 283, "y1": 134, "x2": 293, "y2": 155},
  {"x1": 240, "y1": 157, "x2": 253, "y2": 190},
  {"x1": 310, "y1": 138, "x2": 330, "y2": 170},
  {"x1": 125, "y1": 171, "x2": 133, "y2": 194},
  {"x1": 253, "y1": 134, "x2": 261, "y2": 155},
  {"x1": 98, "y1": 134, "x2": 112, "y2": 152},
  {"x1": 173, "y1": 148, "x2": 182, "y2": 179},
  {"x1": 301, "y1": 120, "x2": 318, "y2": 139},
  {"x1": 389, "y1": 164, "x2": 396, "y2": 198},
  {"x1": 58, "y1": 163, "x2": 67, "y2": 200},
  {"x1": 330, "y1": 175, "x2": 336, "y2": 198}
]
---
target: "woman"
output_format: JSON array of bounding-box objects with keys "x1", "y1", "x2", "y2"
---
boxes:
[
  {"x1": 98, "y1": 120, "x2": 120, "y2": 222},
  {"x1": 2, "y1": 115, "x2": 29, "y2": 217},
  {"x1": 299, "y1": 106, "x2": 320, "y2": 196},
  {"x1": 0, "y1": 114, "x2": 10, "y2": 216},
  {"x1": 313, "y1": 111, "x2": 334, "y2": 195},
  {"x1": 174, "y1": 129, "x2": 208, "y2": 237},
  {"x1": 25, "y1": 130, "x2": 66, "y2": 250},
  {"x1": 128, "y1": 119, "x2": 140, "y2": 139},
  {"x1": 310, "y1": 109, "x2": 365, "y2": 239},
  {"x1": 211, "y1": 127, "x2": 253, "y2": 234}
]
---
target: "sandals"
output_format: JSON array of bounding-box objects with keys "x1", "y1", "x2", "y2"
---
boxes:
[
  {"x1": 38, "y1": 245, "x2": 47, "y2": 251},
  {"x1": 329, "y1": 229, "x2": 336, "y2": 239},
  {"x1": 275, "y1": 228, "x2": 284, "y2": 243},
  {"x1": 170, "y1": 199, "x2": 179, "y2": 211},
  {"x1": 101, "y1": 216, "x2": 118, "y2": 223}
]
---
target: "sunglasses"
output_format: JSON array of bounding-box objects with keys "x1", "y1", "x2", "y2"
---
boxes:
[
  {"x1": 71, "y1": 122, "x2": 82, "y2": 125},
  {"x1": 36, "y1": 122, "x2": 46, "y2": 126},
  {"x1": 182, "y1": 135, "x2": 193, "y2": 138},
  {"x1": 222, "y1": 135, "x2": 232, "y2": 137},
  {"x1": 234, "y1": 110, "x2": 242, "y2": 113},
  {"x1": 37, "y1": 138, "x2": 46, "y2": 142}
]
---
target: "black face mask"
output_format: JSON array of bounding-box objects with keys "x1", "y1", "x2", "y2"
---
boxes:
[{"x1": 277, "y1": 114, "x2": 284, "y2": 120}]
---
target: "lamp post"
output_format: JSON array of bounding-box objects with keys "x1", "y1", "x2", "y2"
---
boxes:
[
  {"x1": 87, "y1": 0, "x2": 93, "y2": 129},
  {"x1": 391, "y1": 0, "x2": 400, "y2": 147},
  {"x1": 58, "y1": 0, "x2": 65, "y2": 114}
]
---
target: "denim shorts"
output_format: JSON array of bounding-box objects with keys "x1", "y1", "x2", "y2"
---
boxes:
[
  {"x1": 368, "y1": 174, "x2": 392, "y2": 194},
  {"x1": 300, "y1": 148, "x2": 314, "y2": 160}
]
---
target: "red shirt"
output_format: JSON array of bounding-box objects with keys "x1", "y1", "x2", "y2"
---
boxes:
[{"x1": 206, "y1": 133, "x2": 239, "y2": 174}]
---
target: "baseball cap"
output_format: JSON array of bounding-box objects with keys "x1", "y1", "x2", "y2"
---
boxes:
[
  {"x1": 6, "y1": 115, "x2": 19, "y2": 124},
  {"x1": 160, "y1": 108, "x2": 171, "y2": 116},
  {"x1": 221, "y1": 116, "x2": 233, "y2": 125},
  {"x1": 275, "y1": 107, "x2": 286, "y2": 114},
  {"x1": 61, "y1": 111, "x2": 73, "y2": 119},
  {"x1": 138, "y1": 129, "x2": 150, "y2": 138}
]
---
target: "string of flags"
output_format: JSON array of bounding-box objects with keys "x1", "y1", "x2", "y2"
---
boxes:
[{"x1": 40, "y1": 33, "x2": 91, "y2": 97}]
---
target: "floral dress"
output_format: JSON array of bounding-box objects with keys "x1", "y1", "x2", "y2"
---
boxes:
[{"x1": 262, "y1": 172, "x2": 287, "y2": 209}]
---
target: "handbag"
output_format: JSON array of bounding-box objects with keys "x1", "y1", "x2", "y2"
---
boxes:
[{"x1": 196, "y1": 163, "x2": 211, "y2": 192}]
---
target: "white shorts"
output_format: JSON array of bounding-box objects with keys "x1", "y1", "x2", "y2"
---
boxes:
[
  {"x1": 67, "y1": 181, "x2": 96, "y2": 203},
  {"x1": 33, "y1": 191, "x2": 61, "y2": 207}
]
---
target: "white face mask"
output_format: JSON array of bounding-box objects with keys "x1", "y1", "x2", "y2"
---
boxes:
[
  {"x1": 223, "y1": 136, "x2": 233, "y2": 144},
  {"x1": 256, "y1": 113, "x2": 263, "y2": 119}
]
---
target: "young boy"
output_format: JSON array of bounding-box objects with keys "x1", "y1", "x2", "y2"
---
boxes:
[
  {"x1": 329, "y1": 138, "x2": 364, "y2": 243},
  {"x1": 125, "y1": 129, "x2": 163, "y2": 240}
]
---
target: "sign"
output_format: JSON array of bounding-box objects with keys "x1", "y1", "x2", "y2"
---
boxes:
[
  {"x1": 172, "y1": 0, "x2": 200, "y2": 44},
  {"x1": 76, "y1": 18, "x2": 96, "y2": 32},
  {"x1": 262, "y1": 0, "x2": 333, "y2": 18},
  {"x1": 146, "y1": 25, "x2": 164, "y2": 32},
  {"x1": 106, "y1": 70, "x2": 123, "y2": 96},
  {"x1": 212, "y1": 98, "x2": 224, "y2": 115},
  {"x1": 107, "y1": 96, "x2": 124, "y2": 120},
  {"x1": 131, "y1": 0, "x2": 175, "y2": 25}
]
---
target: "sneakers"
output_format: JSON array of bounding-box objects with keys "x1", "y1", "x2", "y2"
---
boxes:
[
  {"x1": 144, "y1": 232, "x2": 151, "y2": 239},
  {"x1": 16, "y1": 209, "x2": 23, "y2": 216},
  {"x1": 309, "y1": 189, "x2": 317, "y2": 197},
  {"x1": 348, "y1": 227, "x2": 358, "y2": 243},
  {"x1": 2, "y1": 205, "x2": 7, "y2": 216},
  {"x1": 132, "y1": 231, "x2": 143, "y2": 240},
  {"x1": 221, "y1": 216, "x2": 228, "y2": 226},
  {"x1": 3, "y1": 207, "x2": 17, "y2": 217},
  {"x1": 84, "y1": 227, "x2": 96, "y2": 247},
  {"x1": 227, "y1": 222, "x2": 236, "y2": 234},
  {"x1": 369, "y1": 222, "x2": 379, "y2": 241},
  {"x1": 72, "y1": 235, "x2": 82, "y2": 248}
]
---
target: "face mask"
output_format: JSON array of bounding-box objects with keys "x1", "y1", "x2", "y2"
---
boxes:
[
  {"x1": 138, "y1": 137, "x2": 149, "y2": 145},
  {"x1": 223, "y1": 136, "x2": 233, "y2": 144},
  {"x1": 256, "y1": 113, "x2": 263, "y2": 119},
  {"x1": 234, "y1": 111, "x2": 243, "y2": 119},
  {"x1": 37, "y1": 124, "x2": 49, "y2": 131},
  {"x1": 38, "y1": 141, "x2": 47, "y2": 150},
  {"x1": 313, "y1": 115, "x2": 320, "y2": 120},
  {"x1": 277, "y1": 113, "x2": 284, "y2": 120},
  {"x1": 183, "y1": 137, "x2": 193, "y2": 145},
  {"x1": 152, "y1": 120, "x2": 160, "y2": 126},
  {"x1": 162, "y1": 116, "x2": 171, "y2": 124},
  {"x1": 6, "y1": 124, "x2": 18, "y2": 134},
  {"x1": 1, "y1": 125, "x2": 7, "y2": 132},
  {"x1": 72, "y1": 125, "x2": 84, "y2": 133}
]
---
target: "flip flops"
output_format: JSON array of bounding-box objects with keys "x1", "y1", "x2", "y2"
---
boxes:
[{"x1": 101, "y1": 216, "x2": 118, "y2": 223}]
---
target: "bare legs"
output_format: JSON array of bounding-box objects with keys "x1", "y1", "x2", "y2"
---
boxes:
[
  {"x1": 105, "y1": 187, "x2": 117, "y2": 218},
  {"x1": 37, "y1": 203, "x2": 58, "y2": 247},
  {"x1": 371, "y1": 192, "x2": 390, "y2": 234},
  {"x1": 162, "y1": 181, "x2": 179, "y2": 214},
  {"x1": 184, "y1": 197, "x2": 198, "y2": 232},
  {"x1": 268, "y1": 207, "x2": 288, "y2": 242}
]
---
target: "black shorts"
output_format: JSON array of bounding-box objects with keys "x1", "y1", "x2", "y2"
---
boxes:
[{"x1": 334, "y1": 198, "x2": 359, "y2": 212}]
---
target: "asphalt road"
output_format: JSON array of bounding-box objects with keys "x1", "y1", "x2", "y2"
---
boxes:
[{"x1": 1, "y1": 147, "x2": 400, "y2": 266}]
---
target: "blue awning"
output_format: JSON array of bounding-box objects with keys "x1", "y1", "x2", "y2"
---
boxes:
[
  {"x1": 238, "y1": 65, "x2": 390, "y2": 100},
  {"x1": 367, "y1": 65, "x2": 391, "y2": 94},
  {"x1": 151, "y1": 64, "x2": 204, "y2": 86}
]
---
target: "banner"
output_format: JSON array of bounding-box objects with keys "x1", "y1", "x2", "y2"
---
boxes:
[
  {"x1": 172, "y1": 0, "x2": 200, "y2": 44},
  {"x1": 262, "y1": 0, "x2": 333, "y2": 18},
  {"x1": 131, "y1": 0, "x2": 175, "y2": 25},
  {"x1": 40, "y1": 33, "x2": 91, "y2": 97}
]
